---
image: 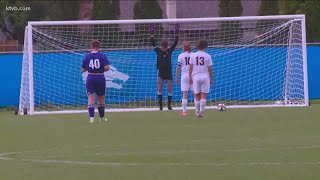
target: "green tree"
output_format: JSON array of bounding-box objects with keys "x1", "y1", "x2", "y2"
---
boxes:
[
  {"x1": 0, "y1": 0, "x2": 48, "y2": 42},
  {"x1": 0, "y1": 0, "x2": 80, "y2": 43},
  {"x1": 218, "y1": 0, "x2": 243, "y2": 44},
  {"x1": 133, "y1": 0, "x2": 163, "y2": 44},
  {"x1": 296, "y1": 0, "x2": 320, "y2": 42},
  {"x1": 91, "y1": 0, "x2": 120, "y2": 48},
  {"x1": 259, "y1": 0, "x2": 279, "y2": 15},
  {"x1": 219, "y1": 0, "x2": 243, "y2": 17},
  {"x1": 257, "y1": 0, "x2": 279, "y2": 35},
  {"x1": 47, "y1": 1, "x2": 80, "y2": 21},
  {"x1": 133, "y1": 0, "x2": 162, "y2": 19},
  {"x1": 279, "y1": 0, "x2": 320, "y2": 42},
  {"x1": 278, "y1": 0, "x2": 304, "y2": 15},
  {"x1": 92, "y1": 0, "x2": 120, "y2": 20}
]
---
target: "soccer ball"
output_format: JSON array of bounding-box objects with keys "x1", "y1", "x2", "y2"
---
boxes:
[{"x1": 217, "y1": 104, "x2": 226, "y2": 111}]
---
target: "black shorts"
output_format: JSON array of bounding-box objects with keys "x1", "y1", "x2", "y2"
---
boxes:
[{"x1": 158, "y1": 73, "x2": 172, "y2": 80}]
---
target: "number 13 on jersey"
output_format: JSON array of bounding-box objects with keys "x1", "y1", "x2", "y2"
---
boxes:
[{"x1": 196, "y1": 57, "x2": 205, "y2": 66}]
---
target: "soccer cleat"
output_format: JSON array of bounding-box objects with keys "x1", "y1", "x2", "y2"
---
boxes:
[
  {"x1": 195, "y1": 111, "x2": 203, "y2": 118},
  {"x1": 168, "y1": 106, "x2": 173, "y2": 110},
  {"x1": 100, "y1": 117, "x2": 108, "y2": 123},
  {"x1": 89, "y1": 119, "x2": 94, "y2": 123},
  {"x1": 181, "y1": 112, "x2": 187, "y2": 116},
  {"x1": 158, "y1": 95, "x2": 163, "y2": 111},
  {"x1": 198, "y1": 111, "x2": 204, "y2": 118}
]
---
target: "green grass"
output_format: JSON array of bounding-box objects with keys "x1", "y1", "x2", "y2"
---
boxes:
[{"x1": 0, "y1": 105, "x2": 320, "y2": 180}]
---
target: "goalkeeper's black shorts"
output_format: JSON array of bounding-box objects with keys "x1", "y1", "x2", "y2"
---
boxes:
[{"x1": 158, "y1": 73, "x2": 172, "y2": 81}]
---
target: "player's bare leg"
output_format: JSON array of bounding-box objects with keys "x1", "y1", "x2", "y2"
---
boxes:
[
  {"x1": 157, "y1": 77, "x2": 164, "y2": 110},
  {"x1": 181, "y1": 91, "x2": 188, "y2": 115},
  {"x1": 194, "y1": 93, "x2": 201, "y2": 117},
  {"x1": 88, "y1": 94, "x2": 95, "y2": 123},
  {"x1": 192, "y1": 92, "x2": 197, "y2": 116},
  {"x1": 167, "y1": 80, "x2": 173, "y2": 110},
  {"x1": 98, "y1": 95, "x2": 107, "y2": 122},
  {"x1": 199, "y1": 93, "x2": 207, "y2": 117}
]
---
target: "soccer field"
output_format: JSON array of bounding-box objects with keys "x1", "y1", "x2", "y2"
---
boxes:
[{"x1": 0, "y1": 106, "x2": 319, "y2": 180}]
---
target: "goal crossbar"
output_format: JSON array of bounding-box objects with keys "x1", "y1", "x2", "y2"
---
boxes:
[{"x1": 28, "y1": 14, "x2": 305, "y2": 26}]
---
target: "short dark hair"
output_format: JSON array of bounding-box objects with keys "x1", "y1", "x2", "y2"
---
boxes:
[
  {"x1": 91, "y1": 40, "x2": 101, "y2": 49},
  {"x1": 197, "y1": 39, "x2": 208, "y2": 50},
  {"x1": 160, "y1": 39, "x2": 168, "y2": 48}
]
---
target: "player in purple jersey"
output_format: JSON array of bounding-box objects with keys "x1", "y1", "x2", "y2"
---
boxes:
[{"x1": 81, "y1": 40, "x2": 110, "y2": 123}]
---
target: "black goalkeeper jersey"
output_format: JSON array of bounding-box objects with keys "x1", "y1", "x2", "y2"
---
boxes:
[{"x1": 150, "y1": 36, "x2": 179, "y2": 80}]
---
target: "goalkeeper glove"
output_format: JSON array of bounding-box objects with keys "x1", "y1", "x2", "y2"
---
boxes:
[
  {"x1": 149, "y1": 24, "x2": 155, "y2": 35},
  {"x1": 175, "y1": 23, "x2": 180, "y2": 34}
]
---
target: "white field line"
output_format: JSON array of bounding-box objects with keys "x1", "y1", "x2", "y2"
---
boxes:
[
  {"x1": 1, "y1": 144, "x2": 320, "y2": 159},
  {"x1": 0, "y1": 152, "x2": 22, "y2": 156},
  {"x1": 0, "y1": 150, "x2": 41, "y2": 157},
  {"x1": 0, "y1": 157, "x2": 320, "y2": 167},
  {"x1": 0, "y1": 157, "x2": 14, "y2": 160},
  {"x1": 93, "y1": 144, "x2": 320, "y2": 157},
  {"x1": 0, "y1": 145, "x2": 320, "y2": 167},
  {"x1": 20, "y1": 144, "x2": 319, "y2": 158}
]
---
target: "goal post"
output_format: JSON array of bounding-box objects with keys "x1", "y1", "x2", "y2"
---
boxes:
[
  {"x1": 19, "y1": 14, "x2": 308, "y2": 115},
  {"x1": 301, "y1": 15, "x2": 309, "y2": 106}
]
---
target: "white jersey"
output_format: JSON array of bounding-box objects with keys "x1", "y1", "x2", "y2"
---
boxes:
[
  {"x1": 190, "y1": 51, "x2": 213, "y2": 77},
  {"x1": 177, "y1": 52, "x2": 192, "y2": 75}
]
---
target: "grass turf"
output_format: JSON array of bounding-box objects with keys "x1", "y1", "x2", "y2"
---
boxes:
[{"x1": 0, "y1": 105, "x2": 319, "y2": 180}]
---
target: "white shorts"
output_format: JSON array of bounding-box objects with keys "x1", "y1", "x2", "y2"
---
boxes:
[
  {"x1": 193, "y1": 75, "x2": 210, "y2": 94},
  {"x1": 181, "y1": 74, "x2": 193, "y2": 92}
]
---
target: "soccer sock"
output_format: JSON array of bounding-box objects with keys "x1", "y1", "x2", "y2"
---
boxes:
[
  {"x1": 98, "y1": 104, "x2": 105, "y2": 118},
  {"x1": 195, "y1": 101, "x2": 200, "y2": 114},
  {"x1": 168, "y1": 94, "x2": 172, "y2": 108},
  {"x1": 88, "y1": 105, "x2": 95, "y2": 120},
  {"x1": 182, "y1": 99, "x2": 188, "y2": 112},
  {"x1": 200, "y1": 99, "x2": 206, "y2": 113},
  {"x1": 158, "y1": 94, "x2": 163, "y2": 109}
]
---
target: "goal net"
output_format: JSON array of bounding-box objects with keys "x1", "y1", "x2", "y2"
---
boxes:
[{"x1": 19, "y1": 15, "x2": 308, "y2": 114}]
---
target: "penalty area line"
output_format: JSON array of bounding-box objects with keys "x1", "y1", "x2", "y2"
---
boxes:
[{"x1": 0, "y1": 157, "x2": 320, "y2": 167}]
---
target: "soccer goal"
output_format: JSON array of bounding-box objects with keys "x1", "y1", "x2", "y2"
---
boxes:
[{"x1": 19, "y1": 15, "x2": 308, "y2": 115}]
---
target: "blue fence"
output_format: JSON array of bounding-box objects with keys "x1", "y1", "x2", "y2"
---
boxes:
[
  {"x1": 0, "y1": 54, "x2": 23, "y2": 107},
  {"x1": 0, "y1": 46, "x2": 319, "y2": 107}
]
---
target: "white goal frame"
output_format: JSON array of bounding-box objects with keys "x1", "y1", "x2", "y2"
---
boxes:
[{"x1": 21, "y1": 14, "x2": 309, "y2": 115}]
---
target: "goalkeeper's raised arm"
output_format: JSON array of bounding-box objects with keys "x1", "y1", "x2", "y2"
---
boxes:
[{"x1": 149, "y1": 23, "x2": 180, "y2": 111}]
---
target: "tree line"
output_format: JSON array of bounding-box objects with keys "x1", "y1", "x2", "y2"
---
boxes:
[{"x1": 0, "y1": 0, "x2": 319, "y2": 43}]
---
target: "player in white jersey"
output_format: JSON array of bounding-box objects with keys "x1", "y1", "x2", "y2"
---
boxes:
[
  {"x1": 189, "y1": 39, "x2": 213, "y2": 117},
  {"x1": 175, "y1": 41, "x2": 194, "y2": 116}
]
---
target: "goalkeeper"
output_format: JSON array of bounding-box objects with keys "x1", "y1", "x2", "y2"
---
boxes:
[{"x1": 150, "y1": 23, "x2": 180, "y2": 110}]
